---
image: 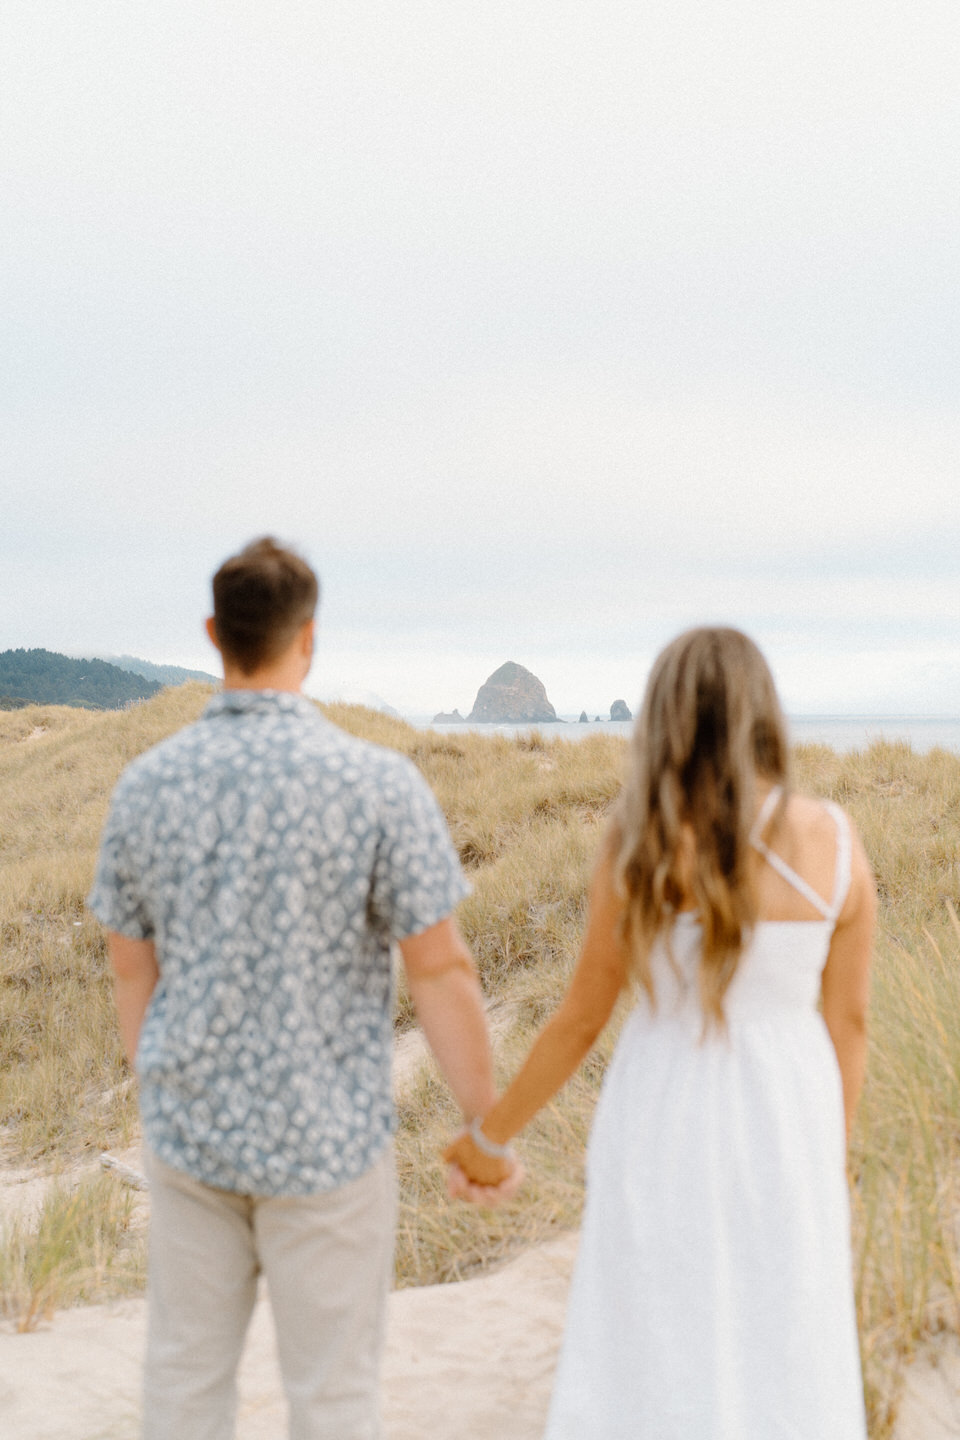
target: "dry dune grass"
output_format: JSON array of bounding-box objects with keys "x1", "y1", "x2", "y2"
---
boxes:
[
  {"x1": 0, "y1": 685, "x2": 216, "y2": 1160},
  {"x1": 2, "y1": 690, "x2": 959, "y2": 1434},
  {"x1": 0, "y1": 1171, "x2": 143, "y2": 1331},
  {"x1": 792, "y1": 743, "x2": 960, "y2": 1432}
]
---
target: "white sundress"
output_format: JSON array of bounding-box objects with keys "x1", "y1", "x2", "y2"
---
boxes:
[{"x1": 545, "y1": 790, "x2": 867, "y2": 1440}]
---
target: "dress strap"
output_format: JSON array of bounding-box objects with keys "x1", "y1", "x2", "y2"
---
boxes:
[
  {"x1": 750, "y1": 787, "x2": 850, "y2": 922},
  {"x1": 749, "y1": 785, "x2": 783, "y2": 843}
]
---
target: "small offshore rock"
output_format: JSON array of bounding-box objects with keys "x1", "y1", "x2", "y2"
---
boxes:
[
  {"x1": 610, "y1": 699, "x2": 633, "y2": 722},
  {"x1": 578, "y1": 711, "x2": 589, "y2": 724},
  {"x1": 433, "y1": 708, "x2": 465, "y2": 723}
]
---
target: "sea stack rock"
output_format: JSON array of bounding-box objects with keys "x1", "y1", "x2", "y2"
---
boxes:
[
  {"x1": 610, "y1": 699, "x2": 633, "y2": 722},
  {"x1": 433, "y1": 708, "x2": 465, "y2": 723},
  {"x1": 578, "y1": 711, "x2": 589, "y2": 724},
  {"x1": 467, "y1": 662, "x2": 558, "y2": 724}
]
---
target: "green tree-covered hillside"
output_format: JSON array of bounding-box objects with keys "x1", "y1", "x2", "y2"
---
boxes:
[
  {"x1": 0, "y1": 649, "x2": 161, "y2": 710},
  {"x1": 101, "y1": 655, "x2": 218, "y2": 687}
]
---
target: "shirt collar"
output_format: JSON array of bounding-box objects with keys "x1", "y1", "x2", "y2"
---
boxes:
[{"x1": 202, "y1": 690, "x2": 322, "y2": 721}]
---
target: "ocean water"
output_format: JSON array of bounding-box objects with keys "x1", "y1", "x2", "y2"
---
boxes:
[
  {"x1": 417, "y1": 715, "x2": 960, "y2": 755},
  {"x1": 786, "y1": 716, "x2": 960, "y2": 755}
]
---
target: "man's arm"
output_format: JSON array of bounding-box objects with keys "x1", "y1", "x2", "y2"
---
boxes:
[
  {"x1": 107, "y1": 932, "x2": 159, "y2": 1066},
  {"x1": 399, "y1": 917, "x2": 499, "y2": 1123},
  {"x1": 443, "y1": 847, "x2": 628, "y2": 1187}
]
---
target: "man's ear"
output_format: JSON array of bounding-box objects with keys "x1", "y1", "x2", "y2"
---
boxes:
[
  {"x1": 205, "y1": 616, "x2": 221, "y2": 653},
  {"x1": 299, "y1": 618, "x2": 315, "y2": 659}
]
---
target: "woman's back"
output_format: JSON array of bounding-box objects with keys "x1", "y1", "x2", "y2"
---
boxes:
[{"x1": 648, "y1": 786, "x2": 854, "y2": 1025}]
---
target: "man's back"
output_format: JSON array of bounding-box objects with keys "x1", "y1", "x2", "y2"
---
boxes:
[{"x1": 90, "y1": 689, "x2": 467, "y2": 1196}]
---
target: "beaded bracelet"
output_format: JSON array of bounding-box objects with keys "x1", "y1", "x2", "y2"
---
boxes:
[{"x1": 468, "y1": 1116, "x2": 512, "y2": 1159}]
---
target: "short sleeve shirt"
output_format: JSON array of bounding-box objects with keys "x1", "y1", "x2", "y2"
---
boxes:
[{"x1": 87, "y1": 691, "x2": 469, "y2": 1196}]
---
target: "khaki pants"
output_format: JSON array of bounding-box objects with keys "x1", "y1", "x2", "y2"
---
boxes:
[{"x1": 142, "y1": 1147, "x2": 396, "y2": 1440}]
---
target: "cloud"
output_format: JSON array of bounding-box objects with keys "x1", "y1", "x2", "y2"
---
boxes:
[{"x1": 1, "y1": 2, "x2": 957, "y2": 716}]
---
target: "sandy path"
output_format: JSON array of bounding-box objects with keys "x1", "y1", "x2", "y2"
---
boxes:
[
  {"x1": 0, "y1": 1233, "x2": 577, "y2": 1440},
  {"x1": 895, "y1": 1339, "x2": 960, "y2": 1440}
]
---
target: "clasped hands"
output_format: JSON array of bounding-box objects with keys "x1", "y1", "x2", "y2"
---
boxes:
[{"x1": 442, "y1": 1125, "x2": 525, "y2": 1207}]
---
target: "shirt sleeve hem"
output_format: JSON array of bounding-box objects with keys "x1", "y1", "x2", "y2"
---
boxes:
[
  {"x1": 85, "y1": 896, "x2": 153, "y2": 941},
  {"x1": 390, "y1": 879, "x2": 472, "y2": 941}
]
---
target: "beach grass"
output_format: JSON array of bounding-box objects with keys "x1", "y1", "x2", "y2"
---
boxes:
[
  {"x1": 0, "y1": 1172, "x2": 144, "y2": 1331},
  {"x1": 1, "y1": 691, "x2": 959, "y2": 1432}
]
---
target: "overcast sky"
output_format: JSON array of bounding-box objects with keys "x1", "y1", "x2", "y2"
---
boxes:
[{"x1": 2, "y1": 2, "x2": 958, "y2": 716}]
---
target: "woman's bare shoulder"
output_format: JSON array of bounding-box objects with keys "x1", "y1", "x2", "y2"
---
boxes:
[
  {"x1": 777, "y1": 791, "x2": 873, "y2": 917},
  {"x1": 753, "y1": 790, "x2": 853, "y2": 912},
  {"x1": 767, "y1": 790, "x2": 844, "y2": 850},
  {"x1": 779, "y1": 790, "x2": 844, "y2": 834}
]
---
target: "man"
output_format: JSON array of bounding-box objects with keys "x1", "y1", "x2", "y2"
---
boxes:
[{"x1": 88, "y1": 536, "x2": 518, "y2": 1440}]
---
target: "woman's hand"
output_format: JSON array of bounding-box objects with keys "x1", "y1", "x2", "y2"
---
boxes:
[
  {"x1": 442, "y1": 1127, "x2": 512, "y2": 1184},
  {"x1": 446, "y1": 1158, "x2": 526, "y2": 1206},
  {"x1": 442, "y1": 1128, "x2": 526, "y2": 1205}
]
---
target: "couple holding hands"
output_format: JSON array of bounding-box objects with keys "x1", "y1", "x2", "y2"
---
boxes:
[{"x1": 90, "y1": 537, "x2": 874, "y2": 1439}]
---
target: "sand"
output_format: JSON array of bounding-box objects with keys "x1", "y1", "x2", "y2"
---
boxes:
[
  {"x1": 894, "y1": 1338, "x2": 960, "y2": 1440},
  {"x1": 0, "y1": 1231, "x2": 577, "y2": 1440}
]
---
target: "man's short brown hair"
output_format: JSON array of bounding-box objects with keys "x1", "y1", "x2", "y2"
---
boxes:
[{"x1": 212, "y1": 537, "x2": 319, "y2": 675}]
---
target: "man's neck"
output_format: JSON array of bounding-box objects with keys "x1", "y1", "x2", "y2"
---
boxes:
[
  {"x1": 210, "y1": 618, "x2": 314, "y2": 695},
  {"x1": 220, "y1": 665, "x2": 304, "y2": 694}
]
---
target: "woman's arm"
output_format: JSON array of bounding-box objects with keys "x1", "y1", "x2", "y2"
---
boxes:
[
  {"x1": 820, "y1": 825, "x2": 876, "y2": 1142},
  {"x1": 443, "y1": 847, "x2": 630, "y2": 1184}
]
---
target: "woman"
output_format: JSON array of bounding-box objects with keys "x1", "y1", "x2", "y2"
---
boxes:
[{"x1": 445, "y1": 627, "x2": 875, "y2": 1439}]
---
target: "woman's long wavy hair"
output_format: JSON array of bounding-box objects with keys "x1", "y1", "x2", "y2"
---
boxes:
[{"x1": 613, "y1": 627, "x2": 789, "y2": 1028}]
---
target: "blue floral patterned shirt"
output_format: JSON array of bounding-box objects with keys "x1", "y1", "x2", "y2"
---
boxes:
[{"x1": 88, "y1": 691, "x2": 469, "y2": 1196}]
